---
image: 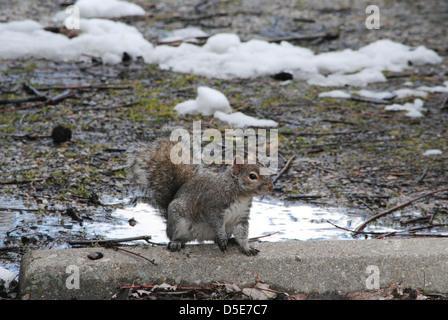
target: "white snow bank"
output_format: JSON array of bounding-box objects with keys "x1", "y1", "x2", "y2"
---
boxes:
[
  {"x1": 0, "y1": 18, "x2": 442, "y2": 86},
  {"x1": 423, "y1": 149, "x2": 443, "y2": 156},
  {"x1": 384, "y1": 99, "x2": 426, "y2": 118},
  {"x1": 174, "y1": 87, "x2": 277, "y2": 127},
  {"x1": 214, "y1": 111, "x2": 278, "y2": 128},
  {"x1": 0, "y1": 19, "x2": 153, "y2": 64},
  {"x1": 55, "y1": 0, "x2": 145, "y2": 19},
  {"x1": 152, "y1": 37, "x2": 441, "y2": 86},
  {"x1": 174, "y1": 86, "x2": 232, "y2": 116}
]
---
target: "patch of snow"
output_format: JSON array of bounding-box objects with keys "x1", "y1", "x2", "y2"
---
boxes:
[
  {"x1": 423, "y1": 149, "x2": 443, "y2": 156},
  {"x1": 0, "y1": 19, "x2": 153, "y2": 64},
  {"x1": 214, "y1": 111, "x2": 278, "y2": 128},
  {"x1": 159, "y1": 27, "x2": 208, "y2": 43},
  {"x1": 174, "y1": 86, "x2": 232, "y2": 116},
  {"x1": 356, "y1": 89, "x2": 396, "y2": 100},
  {"x1": 308, "y1": 68, "x2": 387, "y2": 87},
  {"x1": 384, "y1": 99, "x2": 426, "y2": 118},
  {"x1": 0, "y1": 266, "x2": 16, "y2": 290},
  {"x1": 318, "y1": 90, "x2": 351, "y2": 99},
  {"x1": 55, "y1": 0, "x2": 145, "y2": 19},
  {"x1": 393, "y1": 88, "x2": 428, "y2": 99},
  {"x1": 319, "y1": 89, "x2": 395, "y2": 100},
  {"x1": 174, "y1": 87, "x2": 277, "y2": 127},
  {"x1": 417, "y1": 81, "x2": 448, "y2": 93}
]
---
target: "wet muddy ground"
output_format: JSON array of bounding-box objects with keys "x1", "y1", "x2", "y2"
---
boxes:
[{"x1": 1, "y1": 0, "x2": 448, "y2": 299}]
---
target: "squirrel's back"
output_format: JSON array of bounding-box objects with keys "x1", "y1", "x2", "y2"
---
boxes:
[{"x1": 127, "y1": 137, "x2": 198, "y2": 216}]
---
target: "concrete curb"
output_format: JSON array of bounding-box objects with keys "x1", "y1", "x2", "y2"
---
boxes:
[{"x1": 19, "y1": 239, "x2": 448, "y2": 300}]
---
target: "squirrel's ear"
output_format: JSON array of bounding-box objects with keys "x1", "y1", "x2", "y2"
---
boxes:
[{"x1": 232, "y1": 155, "x2": 244, "y2": 174}]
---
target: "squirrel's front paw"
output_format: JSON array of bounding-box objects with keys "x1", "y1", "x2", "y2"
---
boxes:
[{"x1": 216, "y1": 238, "x2": 228, "y2": 253}]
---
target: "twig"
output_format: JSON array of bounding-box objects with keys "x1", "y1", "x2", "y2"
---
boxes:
[
  {"x1": 23, "y1": 82, "x2": 45, "y2": 97},
  {"x1": 37, "y1": 84, "x2": 132, "y2": 91},
  {"x1": 349, "y1": 96, "x2": 390, "y2": 105},
  {"x1": 272, "y1": 154, "x2": 296, "y2": 185},
  {"x1": 326, "y1": 220, "x2": 385, "y2": 236},
  {"x1": 376, "y1": 223, "x2": 448, "y2": 239},
  {"x1": 68, "y1": 235, "x2": 152, "y2": 246},
  {"x1": 416, "y1": 165, "x2": 429, "y2": 183},
  {"x1": 286, "y1": 195, "x2": 323, "y2": 200},
  {"x1": 439, "y1": 93, "x2": 448, "y2": 110},
  {"x1": 112, "y1": 246, "x2": 158, "y2": 266},
  {"x1": 249, "y1": 231, "x2": 279, "y2": 241},
  {"x1": 268, "y1": 31, "x2": 339, "y2": 43},
  {"x1": 354, "y1": 187, "x2": 448, "y2": 234},
  {"x1": 0, "y1": 90, "x2": 74, "y2": 113}
]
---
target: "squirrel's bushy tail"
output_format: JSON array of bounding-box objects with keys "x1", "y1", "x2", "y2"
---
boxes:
[{"x1": 127, "y1": 137, "x2": 198, "y2": 217}]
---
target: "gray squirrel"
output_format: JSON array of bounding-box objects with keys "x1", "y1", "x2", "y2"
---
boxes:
[{"x1": 126, "y1": 136, "x2": 274, "y2": 256}]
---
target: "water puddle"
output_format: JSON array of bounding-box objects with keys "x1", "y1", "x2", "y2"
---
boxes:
[
  {"x1": 0, "y1": 196, "x2": 393, "y2": 275},
  {"x1": 98, "y1": 198, "x2": 371, "y2": 243}
]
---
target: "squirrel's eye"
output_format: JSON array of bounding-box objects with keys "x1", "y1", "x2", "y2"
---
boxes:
[{"x1": 249, "y1": 173, "x2": 258, "y2": 180}]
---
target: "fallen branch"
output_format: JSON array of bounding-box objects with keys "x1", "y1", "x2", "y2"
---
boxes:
[
  {"x1": 249, "y1": 231, "x2": 279, "y2": 242},
  {"x1": 0, "y1": 90, "x2": 74, "y2": 113},
  {"x1": 349, "y1": 96, "x2": 390, "y2": 105},
  {"x1": 286, "y1": 195, "x2": 323, "y2": 200},
  {"x1": 354, "y1": 187, "x2": 448, "y2": 234},
  {"x1": 37, "y1": 84, "x2": 132, "y2": 91},
  {"x1": 68, "y1": 235, "x2": 152, "y2": 246},
  {"x1": 326, "y1": 220, "x2": 385, "y2": 236},
  {"x1": 272, "y1": 154, "x2": 296, "y2": 185},
  {"x1": 268, "y1": 31, "x2": 339, "y2": 43}
]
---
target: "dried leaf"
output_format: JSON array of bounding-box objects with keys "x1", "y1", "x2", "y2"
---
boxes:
[{"x1": 242, "y1": 288, "x2": 269, "y2": 300}]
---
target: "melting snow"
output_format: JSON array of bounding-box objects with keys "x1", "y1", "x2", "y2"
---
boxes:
[
  {"x1": 422, "y1": 149, "x2": 443, "y2": 156},
  {"x1": 174, "y1": 87, "x2": 277, "y2": 127},
  {"x1": 0, "y1": 17, "x2": 442, "y2": 86},
  {"x1": 384, "y1": 98, "x2": 426, "y2": 118},
  {"x1": 174, "y1": 86, "x2": 232, "y2": 116}
]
